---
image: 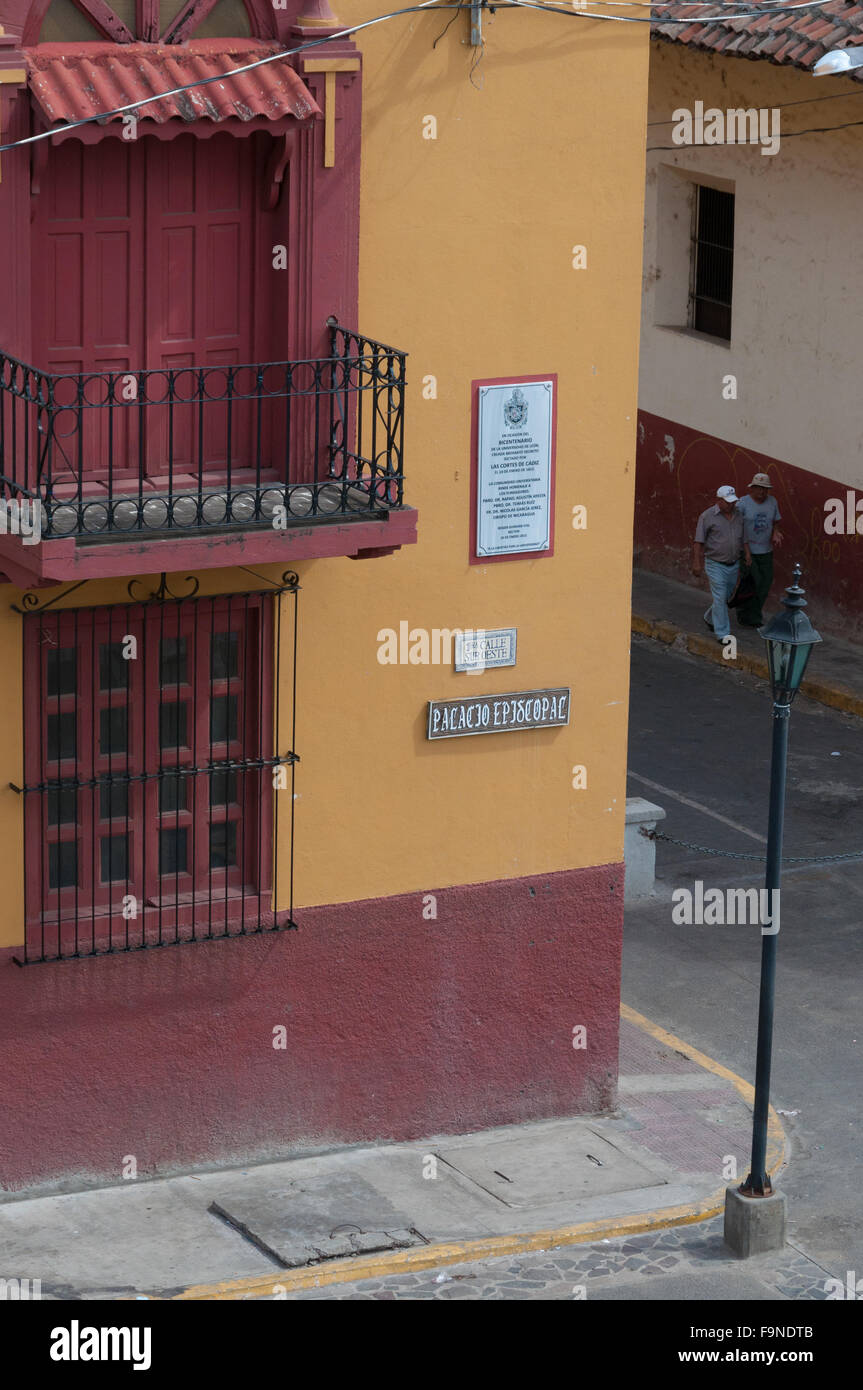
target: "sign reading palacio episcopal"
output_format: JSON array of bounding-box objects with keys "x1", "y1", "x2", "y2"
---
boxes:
[
  {"x1": 471, "y1": 375, "x2": 557, "y2": 562},
  {"x1": 427, "y1": 688, "x2": 570, "y2": 740}
]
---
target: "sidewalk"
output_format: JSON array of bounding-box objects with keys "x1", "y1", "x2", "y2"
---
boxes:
[
  {"x1": 0, "y1": 1007, "x2": 786, "y2": 1300},
  {"x1": 632, "y1": 568, "x2": 863, "y2": 718}
]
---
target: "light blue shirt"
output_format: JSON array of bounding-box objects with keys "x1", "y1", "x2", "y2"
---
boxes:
[{"x1": 737, "y1": 494, "x2": 780, "y2": 554}]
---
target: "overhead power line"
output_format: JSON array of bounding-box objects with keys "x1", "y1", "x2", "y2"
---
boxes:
[
  {"x1": 0, "y1": 0, "x2": 847, "y2": 155},
  {"x1": 647, "y1": 115, "x2": 863, "y2": 148},
  {"x1": 647, "y1": 86, "x2": 863, "y2": 126}
]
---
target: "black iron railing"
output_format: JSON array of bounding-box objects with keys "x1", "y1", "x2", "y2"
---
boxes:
[{"x1": 0, "y1": 324, "x2": 406, "y2": 540}]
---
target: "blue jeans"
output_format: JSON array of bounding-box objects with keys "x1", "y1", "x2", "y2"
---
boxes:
[{"x1": 704, "y1": 558, "x2": 739, "y2": 639}]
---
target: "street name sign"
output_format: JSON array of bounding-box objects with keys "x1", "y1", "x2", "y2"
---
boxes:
[
  {"x1": 454, "y1": 628, "x2": 517, "y2": 672},
  {"x1": 427, "y1": 687, "x2": 570, "y2": 740}
]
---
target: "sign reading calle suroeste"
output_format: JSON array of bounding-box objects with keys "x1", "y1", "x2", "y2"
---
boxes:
[
  {"x1": 454, "y1": 628, "x2": 517, "y2": 672},
  {"x1": 427, "y1": 688, "x2": 570, "y2": 740}
]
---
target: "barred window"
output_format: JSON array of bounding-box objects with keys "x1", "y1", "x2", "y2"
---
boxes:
[
  {"x1": 21, "y1": 586, "x2": 298, "y2": 962},
  {"x1": 690, "y1": 185, "x2": 734, "y2": 342}
]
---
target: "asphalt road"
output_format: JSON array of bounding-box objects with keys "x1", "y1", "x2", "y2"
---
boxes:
[{"x1": 625, "y1": 635, "x2": 863, "y2": 1277}]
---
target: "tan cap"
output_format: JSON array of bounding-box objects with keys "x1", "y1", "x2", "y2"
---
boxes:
[{"x1": 749, "y1": 473, "x2": 772, "y2": 488}]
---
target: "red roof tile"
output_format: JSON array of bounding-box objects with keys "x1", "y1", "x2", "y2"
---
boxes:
[
  {"x1": 25, "y1": 40, "x2": 320, "y2": 127},
  {"x1": 653, "y1": 1, "x2": 863, "y2": 80}
]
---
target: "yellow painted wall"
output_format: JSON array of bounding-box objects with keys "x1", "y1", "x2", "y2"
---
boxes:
[
  {"x1": 291, "y1": 5, "x2": 649, "y2": 906},
  {"x1": 0, "y1": 7, "x2": 649, "y2": 945}
]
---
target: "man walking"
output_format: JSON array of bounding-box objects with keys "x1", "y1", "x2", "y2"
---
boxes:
[
  {"x1": 734, "y1": 472, "x2": 783, "y2": 627},
  {"x1": 691, "y1": 485, "x2": 746, "y2": 642}
]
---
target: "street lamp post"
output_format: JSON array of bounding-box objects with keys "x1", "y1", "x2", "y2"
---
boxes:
[{"x1": 725, "y1": 565, "x2": 822, "y2": 1255}]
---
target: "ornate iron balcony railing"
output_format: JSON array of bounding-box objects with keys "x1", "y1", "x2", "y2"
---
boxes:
[{"x1": 0, "y1": 324, "x2": 406, "y2": 541}]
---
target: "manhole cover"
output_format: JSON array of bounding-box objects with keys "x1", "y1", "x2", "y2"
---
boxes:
[
  {"x1": 210, "y1": 1175, "x2": 427, "y2": 1268},
  {"x1": 437, "y1": 1128, "x2": 666, "y2": 1208}
]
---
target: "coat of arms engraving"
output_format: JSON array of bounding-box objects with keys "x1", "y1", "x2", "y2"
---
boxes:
[{"x1": 503, "y1": 386, "x2": 528, "y2": 429}]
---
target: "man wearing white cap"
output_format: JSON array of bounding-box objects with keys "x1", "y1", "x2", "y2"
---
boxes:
[
  {"x1": 734, "y1": 473, "x2": 783, "y2": 627},
  {"x1": 691, "y1": 486, "x2": 746, "y2": 641}
]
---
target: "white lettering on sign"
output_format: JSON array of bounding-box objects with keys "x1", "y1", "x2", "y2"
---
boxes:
[{"x1": 427, "y1": 689, "x2": 570, "y2": 740}]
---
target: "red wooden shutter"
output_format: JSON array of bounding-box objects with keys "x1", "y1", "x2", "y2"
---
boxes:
[
  {"x1": 144, "y1": 133, "x2": 256, "y2": 477},
  {"x1": 31, "y1": 138, "x2": 146, "y2": 488}
]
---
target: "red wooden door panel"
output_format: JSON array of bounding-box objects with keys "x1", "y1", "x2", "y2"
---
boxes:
[
  {"x1": 32, "y1": 138, "x2": 146, "y2": 488},
  {"x1": 145, "y1": 133, "x2": 256, "y2": 480},
  {"x1": 32, "y1": 132, "x2": 262, "y2": 490}
]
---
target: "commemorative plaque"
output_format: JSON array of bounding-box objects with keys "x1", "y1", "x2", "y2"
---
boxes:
[
  {"x1": 472, "y1": 376, "x2": 556, "y2": 561},
  {"x1": 427, "y1": 688, "x2": 570, "y2": 740}
]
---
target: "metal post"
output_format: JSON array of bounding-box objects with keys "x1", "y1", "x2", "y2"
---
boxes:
[
  {"x1": 470, "y1": 0, "x2": 483, "y2": 45},
  {"x1": 741, "y1": 699, "x2": 789, "y2": 1195}
]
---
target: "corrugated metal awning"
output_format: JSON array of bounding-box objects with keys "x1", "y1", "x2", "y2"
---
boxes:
[{"x1": 25, "y1": 40, "x2": 320, "y2": 128}]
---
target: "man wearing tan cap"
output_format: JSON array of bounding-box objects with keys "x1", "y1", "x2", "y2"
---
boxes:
[{"x1": 735, "y1": 473, "x2": 783, "y2": 627}]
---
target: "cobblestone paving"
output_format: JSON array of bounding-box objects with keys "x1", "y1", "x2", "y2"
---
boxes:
[{"x1": 278, "y1": 1219, "x2": 834, "y2": 1301}]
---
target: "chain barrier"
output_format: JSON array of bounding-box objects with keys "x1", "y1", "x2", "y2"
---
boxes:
[{"x1": 643, "y1": 828, "x2": 863, "y2": 866}]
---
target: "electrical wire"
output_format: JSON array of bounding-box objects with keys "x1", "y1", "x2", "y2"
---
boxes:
[
  {"x1": 531, "y1": 0, "x2": 833, "y2": 9},
  {"x1": 432, "y1": 4, "x2": 462, "y2": 45},
  {"x1": 647, "y1": 114, "x2": 863, "y2": 146},
  {"x1": 0, "y1": 0, "x2": 851, "y2": 157},
  {"x1": 647, "y1": 86, "x2": 863, "y2": 124},
  {"x1": 505, "y1": 0, "x2": 836, "y2": 22},
  {"x1": 0, "y1": 0, "x2": 455, "y2": 155}
]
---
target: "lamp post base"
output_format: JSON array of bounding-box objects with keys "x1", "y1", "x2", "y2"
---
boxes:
[{"x1": 724, "y1": 1184, "x2": 787, "y2": 1259}]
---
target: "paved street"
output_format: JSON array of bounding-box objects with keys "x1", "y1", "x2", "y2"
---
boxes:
[
  {"x1": 279, "y1": 1217, "x2": 829, "y2": 1300},
  {"x1": 625, "y1": 634, "x2": 863, "y2": 1281},
  {"x1": 280, "y1": 632, "x2": 863, "y2": 1300}
]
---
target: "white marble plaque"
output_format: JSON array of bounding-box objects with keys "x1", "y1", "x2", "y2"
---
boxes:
[{"x1": 476, "y1": 380, "x2": 553, "y2": 557}]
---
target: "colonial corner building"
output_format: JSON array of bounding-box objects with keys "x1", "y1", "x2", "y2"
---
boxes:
[{"x1": 0, "y1": 0, "x2": 648, "y2": 1188}]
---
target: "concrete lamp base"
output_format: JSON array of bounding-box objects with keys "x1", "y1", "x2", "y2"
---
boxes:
[{"x1": 724, "y1": 1184, "x2": 787, "y2": 1259}]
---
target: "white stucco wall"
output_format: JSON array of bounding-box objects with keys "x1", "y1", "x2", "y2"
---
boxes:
[{"x1": 641, "y1": 41, "x2": 863, "y2": 489}]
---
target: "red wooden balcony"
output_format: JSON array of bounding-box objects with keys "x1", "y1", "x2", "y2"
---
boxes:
[{"x1": 0, "y1": 323, "x2": 416, "y2": 585}]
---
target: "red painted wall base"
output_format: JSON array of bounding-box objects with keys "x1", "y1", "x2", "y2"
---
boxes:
[
  {"x1": 0, "y1": 863, "x2": 622, "y2": 1193},
  {"x1": 636, "y1": 411, "x2": 863, "y2": 642}
]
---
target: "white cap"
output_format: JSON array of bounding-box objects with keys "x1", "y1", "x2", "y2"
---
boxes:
[{"x1": 716, "y1": 485, "x2": 738, "y2": 503}]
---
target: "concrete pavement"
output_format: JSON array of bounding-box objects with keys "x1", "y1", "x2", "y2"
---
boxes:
[{"x1": 632, "y1": 567, "x2": 863, "y2": 718}]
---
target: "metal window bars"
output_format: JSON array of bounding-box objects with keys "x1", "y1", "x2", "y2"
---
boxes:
[
  {"x1": 690, "y1": 185, "x2": 735, "y2": 342},
  {"x1": 14, "y1": 572, "x2": 299, "y2": 964}
]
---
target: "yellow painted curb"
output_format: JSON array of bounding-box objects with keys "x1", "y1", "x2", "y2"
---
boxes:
[
  {"x1": 172, "y1": 1007, "x2": 787, "y2": 1301},
  {"x1": 633, "y1": 612, "x2": 863, "y2": 718},
  {"x1": 619, "y1": 1004, "x2": 788, "y2": 1178}
]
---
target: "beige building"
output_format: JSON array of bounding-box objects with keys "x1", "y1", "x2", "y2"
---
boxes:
[{"x1": 637, "y1": 11, "x2": 863, "y2": 639}]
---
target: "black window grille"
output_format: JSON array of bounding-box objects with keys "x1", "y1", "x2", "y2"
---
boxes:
[
  {"x1": 15, "y1": 573, "x2": 299, "y2": 964},
  {"x1": 691, "y1": 185, "x2": 734, "y2": 341}
]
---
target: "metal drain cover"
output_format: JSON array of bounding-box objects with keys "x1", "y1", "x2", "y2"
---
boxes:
[
  {"x1": 210, "y1": 1174, "x2": 427, "y2": 1268},
  {"x1": 437, "y1": 1128, "x2": 666, "y2": 1208}
]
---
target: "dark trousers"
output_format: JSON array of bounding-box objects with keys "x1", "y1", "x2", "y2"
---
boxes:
[{"x1": 737, "y1": 552, "x2": 774, "y2": 626}]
